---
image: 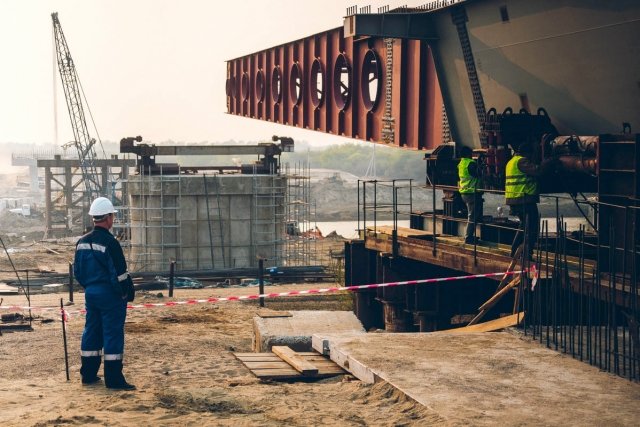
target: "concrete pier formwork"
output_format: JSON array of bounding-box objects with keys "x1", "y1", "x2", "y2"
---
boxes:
[{"x1": 126, "y1": 172, "x2": 285, "y2": 272}]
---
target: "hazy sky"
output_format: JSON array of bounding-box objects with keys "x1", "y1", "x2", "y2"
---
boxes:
[{"x1": 0, "y1": 0, "x2": 396, "y2": 148}]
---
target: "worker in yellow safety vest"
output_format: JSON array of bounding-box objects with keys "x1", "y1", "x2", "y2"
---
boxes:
[
  {"x1": 458, "y1": 146, "x2": 483, "y2": 244},
  {"x1": 505, "y1": 142, "x2": 558, "y2": 257}
]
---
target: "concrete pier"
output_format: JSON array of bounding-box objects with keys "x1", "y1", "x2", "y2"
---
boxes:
[
  {"x1": 252, "y1": 310, "x2": 365, "y2": 352},
  {"x1": 127, "y1": 173, "x2": 285, "y2": 271}
]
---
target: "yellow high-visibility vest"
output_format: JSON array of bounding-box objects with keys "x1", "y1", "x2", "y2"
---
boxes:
[
  {"x1": 458, "y1": 158, "x2": 479, "y2": 194},
  {"x1": 505, "y1": 155, "x2": 537, "y2": 201}
]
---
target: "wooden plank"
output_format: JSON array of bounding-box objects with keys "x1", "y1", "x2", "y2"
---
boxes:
[
  {"x1": 325, "y1": 344, "x2": 377, "y2": 384},
  {"x1": 468, "y1": 309, "x2": 489, "y2": 326},
  {"x1": 235, "y1": 353, "x2": 328, "y2": 362},
  {"x1": 300, "y1": 356, "x2": 336, "y2": 363},
  {"x1": 478, "y1": 277, "x2": 520, "y2": 311},
  {"x1": 248, "y1": 362, "x2": 344, "y2": 373},
  {"x1": 437, "y1": 312, "x2": 525, "y2": 334},
  {"x1": 243, "y1": 361, "x2": 291, "y2": 369},
  {"x1": 252, "y1": 368, "x2": 300, "y2": 379},
  {"x1": 235, "y1": 357, "x2": 280, "y2": 363},
  {"x1": 234, "y1": 353, "x2": 279, "y2": 359},
  {"x1": 308, "y1": 366, "x2": 345, "y2": 374},
  {"x1": 257, "y1": 309, "x2": 292, "y2": 318},
  {"x1": 496, "y1": 245, "x2": 523, "y2": 291},
  {"x1": 512, "y1": 286, "x2": 520, "y2": 314},
  {"x1": 370, "y1": 225, "x2": 431, "y2": 238},
  {"x1": 239, "y1": 358, "x2": 342, "y2": 370},
  {"x1": 272, "y1": 346, "x2": 319, "y2": 375},
  {"x1": 303, "y1": 360, "x2": 342, "y2": 367},
  {"x1": 235, "y1": 352, "x2": 319, "y2": 357},
  {"x1": 246, "y1": 357, "x2": 332, "y2": 365},
  {"x1": 251, "y1": 368, "x2": 345, "y2": 380},
  {"x1": 468, "y1": 247, "x2": 524, "y2": 326},
  {"x1": 252, "y1": 362, "x2": 337, "y2": 370}
]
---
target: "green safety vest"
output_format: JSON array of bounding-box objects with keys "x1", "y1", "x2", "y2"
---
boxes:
[
  {"x1": 458, "y1": 157, "x2": 479, "y2": 194},
  {"x1": 505, "y1": 155, "x2": 538, "y2": 202}
]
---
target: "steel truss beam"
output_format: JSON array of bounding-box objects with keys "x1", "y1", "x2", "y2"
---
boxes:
[{"x1": 226, "y1": 27, "x2": 443, "y2": 150}]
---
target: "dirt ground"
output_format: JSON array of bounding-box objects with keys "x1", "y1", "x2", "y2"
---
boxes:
[
  {"x1": 0, "y1": 180, "x2": 629, "y2": 426},
  {"x1": 0, "y1": 286, "x2": 438, "y2": 426},
  {"x1": 318, "y1": 332, "x2": 640, "y2": 426}
]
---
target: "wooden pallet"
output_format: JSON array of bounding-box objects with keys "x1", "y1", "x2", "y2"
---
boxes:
[{"x1": 234, "y1": 349, "x2": 345, "y2": 380}]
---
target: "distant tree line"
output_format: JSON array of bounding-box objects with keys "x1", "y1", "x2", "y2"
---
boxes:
[
  {"x1": 4, "y1": 140, "x2": 427, "y2": 181},
  {"x1": 283, "y1": 143, "x2": 426, "y2": 181}
]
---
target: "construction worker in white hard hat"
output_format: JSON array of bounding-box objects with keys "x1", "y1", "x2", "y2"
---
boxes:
[{"x1": 74, "y1": 197, "x2": 136, "y2": 390}]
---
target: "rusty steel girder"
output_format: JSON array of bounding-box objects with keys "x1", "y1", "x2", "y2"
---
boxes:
[{"x1": 226, "y1": 27, "x2": 443, "y2": 150}]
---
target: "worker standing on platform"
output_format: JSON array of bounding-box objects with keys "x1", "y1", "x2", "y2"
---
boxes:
[
  {"x1": 74, "y1": 197, "x2": 136, "y2": 390},
  {"x1": 458, "y1": 146, "x2": 483, "y2": 244},
  {"x1": 505, "y1": 142, "x2": 558, "y2": 258}
]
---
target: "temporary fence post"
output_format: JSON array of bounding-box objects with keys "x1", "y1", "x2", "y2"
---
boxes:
[
  {"x1": 259, "y1": 258, "x2": 265, "y2": 308},
  {"x1": 68, "y1": 262, "x2": 74, "y2": 303},
  {"x1": 169, "y1": 261, "x2": 176, "y2": 297},
  {"x1": 60, "y1": 298, "x2": 70, "y2": 381}
]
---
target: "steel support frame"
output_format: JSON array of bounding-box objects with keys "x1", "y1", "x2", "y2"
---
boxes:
[
  {"x1": 38, "y1": 158, "x2": 135, "y2": 237},
  {"x1": 226, "y1": 27, "x2": 443, "y2": 151}
]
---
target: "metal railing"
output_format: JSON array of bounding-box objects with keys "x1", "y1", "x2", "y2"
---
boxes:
[{"x1": 358, "y1": 180, "x2": 639, "y2": 381}]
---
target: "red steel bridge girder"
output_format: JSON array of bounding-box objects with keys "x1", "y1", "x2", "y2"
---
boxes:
[{"x1": 226, "y1": 27, "x2": 443, "y2": 151}]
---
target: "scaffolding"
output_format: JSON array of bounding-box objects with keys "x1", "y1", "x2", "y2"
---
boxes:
[
  {"x1": 119, "y1": 159, "x2": 319, "y2": 273},
  {"x1": 124, "y1": 165, "x2": 182, "y2": 272},
  {"x1": 252, "y1": 166, "x2": 286, "y2": 268},
  {"x1": 202, "y1": 173, "x2": 227, "y2": 269},
  {"x1": 35, "y1": 155, "x2": 134, "y2": 237},
  {"x1": 283, "y1": 162, "x2": 316, "y2": 266}
]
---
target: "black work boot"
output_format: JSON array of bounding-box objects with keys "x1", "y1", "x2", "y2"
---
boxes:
[
  {"x1": 104, "y1": 360, "x2": 136, "y2": 390},
  {"x1": 80, "y1": 356, "x2": 102, "y2": 384}
]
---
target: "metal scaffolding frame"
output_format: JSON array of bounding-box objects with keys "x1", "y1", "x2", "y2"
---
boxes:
[
  {"x1": 283, "y1": 162, "x2": 316, "y2": 267},
  {"x1": 124, "y1": 165, "x2": 183, "y2": 272},
  {"x1": 251, "y1": 166, "x2": 286, "y2": 268},
  {"x1": 119, "y1": 160, "x2": 318, "y2": 273},
  {"x1": 36, "y1": 156, "x2": 134, "y2": 237},
  {"x1": 201, "y1": 173, "x2": 227, "y2": 269}
]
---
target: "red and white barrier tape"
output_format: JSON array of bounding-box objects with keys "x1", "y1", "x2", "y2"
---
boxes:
[{"x1": 1, "y1": 266, "x2": 538, "y2": 319}]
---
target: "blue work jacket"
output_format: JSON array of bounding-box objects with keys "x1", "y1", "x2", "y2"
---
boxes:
[{"x1": 74, "y1": 226, "x2": 132, "y2": 298}]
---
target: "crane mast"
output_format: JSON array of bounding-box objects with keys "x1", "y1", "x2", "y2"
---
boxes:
[{"x1": 51, "y1": 12, "x2": 103, "y2": 201}]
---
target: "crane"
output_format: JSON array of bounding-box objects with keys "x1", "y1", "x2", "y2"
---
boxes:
[{"x1": 51, "y1": 12, "x2": 103, "y2": 202}]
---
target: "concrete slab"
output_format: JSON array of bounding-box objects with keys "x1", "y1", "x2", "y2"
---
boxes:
[
  {"x1": 312, "y1": 331, "x2": 640, "y2": 426},
  {"x1": 252, "y1": 310, "x2": 365, "y2": 352}
]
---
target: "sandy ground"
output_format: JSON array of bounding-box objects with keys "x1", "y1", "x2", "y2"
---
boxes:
[
  {"x1": 0, "y1": 286, "x2": 437, "y2": 426},
  {"x1": 316, "y1": 332, "x2": 640, "y2": 426},
  {"x1": 0, "y1": 211, "x2": 635, "y2": 425}
]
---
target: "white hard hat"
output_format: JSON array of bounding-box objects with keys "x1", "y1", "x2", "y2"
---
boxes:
[{"x1": 89, "y1": 197, "x2": 117, "y2": 216}]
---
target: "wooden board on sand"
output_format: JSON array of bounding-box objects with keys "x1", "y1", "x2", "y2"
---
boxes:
[
  {"x1": 435, "y1": 312, "x2": 525, "y2": 334},
  {"x1": 234, "y1": 348, "x2": 345, "y2": 380}
]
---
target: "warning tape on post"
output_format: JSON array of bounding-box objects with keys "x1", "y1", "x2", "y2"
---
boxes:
[{"x1": 1, "y1": 266, "x2": 537, "y2": 320}]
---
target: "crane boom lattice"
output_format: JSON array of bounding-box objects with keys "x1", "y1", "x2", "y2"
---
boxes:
[{"x1": 51, "y1": 12, "x2": 103, "y2": 201}]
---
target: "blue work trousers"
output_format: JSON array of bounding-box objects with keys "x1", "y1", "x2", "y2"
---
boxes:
[{"x1": 81, "y1": 287, "x2": 127, "y2": 358}]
